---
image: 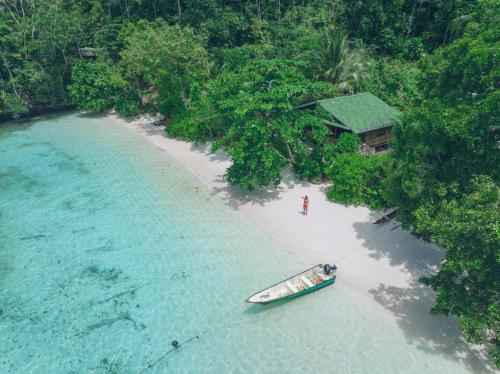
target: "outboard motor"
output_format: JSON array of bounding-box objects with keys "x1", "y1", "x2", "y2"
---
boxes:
[{"x1": 323, "y1": 264, "x2": 337, "y2": 275}]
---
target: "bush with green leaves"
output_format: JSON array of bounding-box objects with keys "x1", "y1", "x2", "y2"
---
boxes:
[
  {"x1": 69, "y1": 60, "x2": 119, "y2": 112},
  {"x1": 323, "y1": 132, "x2": 360, "y2": 161},
  {"x1": 69, "y1": 59, "x2": 141, "y2": 116},
  {"x1": 401, "y1": 37, "x2": 424, "y2": 60},
  {"x1": 326, "y1": 150, "x2": 389, "y2": 208},
  {"x1": 1, "y1": 93, "x2": 28, "y2": 119}
]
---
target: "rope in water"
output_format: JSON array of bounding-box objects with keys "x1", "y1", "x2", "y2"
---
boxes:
[
  {"x1": 142, "y1": 220, "x2": 399, "y2": 371},
  {"x1": 141, "y1": 331, "x2": 206, "y2": 372},
  {"x1": 141, "y1": 313, "x2": 245, "y2": 372}
]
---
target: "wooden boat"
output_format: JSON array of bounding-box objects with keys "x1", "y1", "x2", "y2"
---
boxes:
[{"x1": 245, "y1": 264, "x2": 337, "y2": 304}]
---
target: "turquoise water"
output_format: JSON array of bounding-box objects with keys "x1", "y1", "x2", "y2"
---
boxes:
[{"x1": 0, "y1": 113, "x2": 481, "y2": 373}]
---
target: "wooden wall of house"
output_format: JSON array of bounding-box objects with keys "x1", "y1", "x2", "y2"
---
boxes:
[{"x1": 361, "y1": 127, "x2": 392, "y2": 147}]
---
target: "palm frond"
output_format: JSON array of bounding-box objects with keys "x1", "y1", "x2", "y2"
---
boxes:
[{"x1": 313, "y1": 28, "x2": 369, "y2": 91}]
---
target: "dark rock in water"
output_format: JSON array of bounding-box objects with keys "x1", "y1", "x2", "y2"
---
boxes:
[
  {"x1": 170, "y1": 270, "x2": 189, "y2": 280},
  {"x1": 20, "y1": 234, "x2": 46, "y2": 240},
  {"x1": 85, "y1": 239, "x2": 116, "y2": 253},
  {"x1": 95, "y1": 357, "x2": 123, "y2": 373},
  {"x1": 71, "y1": 226, "x2": 95, "y2": 234},
  {"x1": 82, "y1": 265, "x2": 124, "y2": 282},
  {"x1": 88, "y1": 285, "x2": 145, "y2": 308},
  {"x1": 86, "y1": 311, "x2": 134, "y2": 332}
]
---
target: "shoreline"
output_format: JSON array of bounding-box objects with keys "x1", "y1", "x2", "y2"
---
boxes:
[
  {"x1": 0, "y1": 105, "x2": 76, "y2": 124},
  {"x1": 112, "y1": 113, "x2": 440, "y2": 294},
  {"x1": 109, "y1": 112, "x2": 493, "y2": 371}
]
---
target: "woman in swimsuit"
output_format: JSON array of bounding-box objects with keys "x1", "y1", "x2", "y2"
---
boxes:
[{"x1": 302, "y1": 195, "x2": 309, "y2": 215}]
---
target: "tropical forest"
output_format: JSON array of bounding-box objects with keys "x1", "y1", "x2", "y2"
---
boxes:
[{"x1": 1, "y1": 0, "x2": 499, "y2": 367}]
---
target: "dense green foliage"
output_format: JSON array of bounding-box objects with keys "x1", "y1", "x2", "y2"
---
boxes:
[
  {"x1": 326, "y1": 152, "x2": 389, "y2": 208},
  {"x1": 309, "y1": 28, "x2": 369, "y2": 92},
  {"x1": 170, "y1": 59, "x2": 335, "y2": 189},
  {"x1": 1, "y1": 0, "x2": 498, "y2": 365},
  {"x1": 119, "y1": 20, "x2": 209, "y2": 115},
  {"x1": 418, "y1": 177, "x2": 499, "y2": 363},
  {"x1": 1, "y1": 0, "x2": 478, "y2": 118},
  {"x1": 344, "y1": 0, "x2": 479, "y2": 55},
  {"x1": 355, "y1": 57, "x2": 421, "y2": 108},
  {"x1": 322, "y1": 133, "x2": 389, "y2": 208},
  {"x1": 68, "y1": 60, "x2": 119, "y2": 112},
  {"x1": 0, "y1": 1, "x2": 85, "y2": 117},
  {"x1": 387, "y1": 8, "x2": 499, "y2": 363}
]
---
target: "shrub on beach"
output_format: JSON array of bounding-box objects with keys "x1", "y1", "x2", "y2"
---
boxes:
[{"x1": 326, "y1": 150, "x2": 389, "y2": 209}]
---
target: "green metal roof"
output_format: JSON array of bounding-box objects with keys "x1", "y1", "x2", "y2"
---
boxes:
[{"x1": 317, "y1": 93, "x2": 400, "y2": 134}]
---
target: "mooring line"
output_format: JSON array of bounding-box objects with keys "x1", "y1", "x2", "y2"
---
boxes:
[
  {"x1": 142, "y1": 220, "x2": 401, "y2": 371},
  {"x1": 141, "y1": 330, "x2": 206, "y2": 372},
  {"x1": 141, "y1": 313, "x2": 245, "y2": 372},
  {"x1": 334, "y1": 222, "x2": 398, "y2": 265}
]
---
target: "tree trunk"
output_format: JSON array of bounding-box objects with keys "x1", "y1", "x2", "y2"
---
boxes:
[
  {"x1": 2, "y1": 57, "x2": 21, "y2": 98},
  {"x1": 124, "y1": 0, "x2": 130, "y2": 18},
  {"x1": 406, "y1": 0, "x2": 417, "y2": 37},
  {"x1": 1, "y1": 1, "x2": 21, "y2": 25},
  {"x1": 284, "y1": 141, "x2": 295, "y2": 165},
  {"x1": 180, "y1": 86, "x2": 190, "y2": 109}
]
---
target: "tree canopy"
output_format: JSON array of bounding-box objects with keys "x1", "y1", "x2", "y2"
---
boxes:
[
  {"x1": 0, "y1": 0, "x2": 498, "y2": 366},
  {"x1": 387, "y1": 13, "x2": 499, "y2": 363},
  {"x1": 170, "y1": 59, "x2": 335, "y2": 189}
]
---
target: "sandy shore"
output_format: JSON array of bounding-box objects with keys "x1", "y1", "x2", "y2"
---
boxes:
[
  {"x1": 110, "y1": 113, "x2": 493, "y2": 371},
  {"x1": 113, "y1": 114, "x2": 441, "y2": 292}
]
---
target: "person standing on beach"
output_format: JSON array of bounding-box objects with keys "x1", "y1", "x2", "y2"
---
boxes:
[{"x1": 302, "y1": 195, "x2": 309, "y2": 215}]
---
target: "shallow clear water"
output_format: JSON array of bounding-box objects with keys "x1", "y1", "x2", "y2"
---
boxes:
[{"x1": 0, "y1": 113, "x2": 478, "y2": 373}]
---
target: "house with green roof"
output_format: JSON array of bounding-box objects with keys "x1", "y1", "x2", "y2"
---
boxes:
[{"x1": 300, "y1": 92, "x2": 401, "y2": 153}]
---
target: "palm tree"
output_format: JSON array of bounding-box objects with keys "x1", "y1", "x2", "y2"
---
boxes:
[{"x1": 313, "y1": 28, "x2": 369, "y2": 92}]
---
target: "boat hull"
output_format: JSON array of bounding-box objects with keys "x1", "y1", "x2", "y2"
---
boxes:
[{"x1": 251, "y1": 276, "x2": 336, "y2": 305}]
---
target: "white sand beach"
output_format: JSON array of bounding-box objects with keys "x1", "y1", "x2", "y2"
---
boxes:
[
  {"x1": 113, "y1": 114, "x2": 438, "y2": 292},
  {"x1": 111, "y1": 113, "x2": 494, "y2": 371}
]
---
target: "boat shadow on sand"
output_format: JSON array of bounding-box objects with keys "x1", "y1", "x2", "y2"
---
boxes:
[{"x1": 353, "y1": 220, "x2": 496, "y2": 373}]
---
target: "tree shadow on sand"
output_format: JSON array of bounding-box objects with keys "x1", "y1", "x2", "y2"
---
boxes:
[
  {"x1": 188, "y1": 144, "x2": 310, "y2": 209},
  {"x1": 208, "y1": 183, "x2": 285, "y2": 208},
  {"x1": 188, "y1": 142, "x2": 230, "y2": 164},
  {"x1": 353, "y1": 220, "x2": 496, "y2": 373}
]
